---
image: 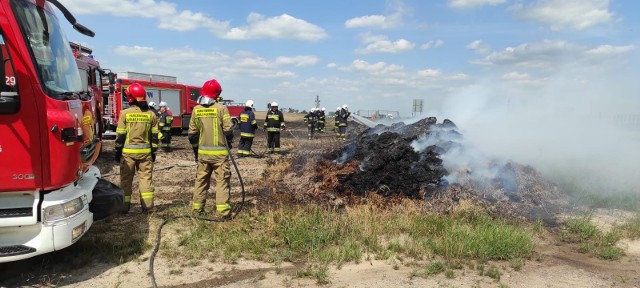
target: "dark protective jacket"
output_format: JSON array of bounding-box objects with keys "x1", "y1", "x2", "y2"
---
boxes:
[
  {"x1": 159, "y1": 111, "x2": 174, "y2": 132},
  {"x1": 239, "y1": 107, "x2": 258, "y2": 137},
  {"x1": 188, "y1": 102, "x2": 233, "y2": 160},
  {"x1": 115, "y1": 105, "x2": 159, "y2": 154},
  {"x1": 338, "y1": 108, "x2": 350, "y2": 127},
  {"x1": 304, "y1": 111, "x2": 319, "y2": 125},
  {"x1": 264, "y1": 109, "x2": 285, "y2": 132}
]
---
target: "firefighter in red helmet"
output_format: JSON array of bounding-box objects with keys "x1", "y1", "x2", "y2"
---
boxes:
[
  {"x1": 115, "y1": 83, "x2": 160, "y2": 212},
  {"x1": 188, "y1": 79, "x2": 234, "y2": 217}
]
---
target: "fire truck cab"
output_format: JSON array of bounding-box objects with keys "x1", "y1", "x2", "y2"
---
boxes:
[{"x1": 0, "y1": 0, "x2": 104, "y2": 262}]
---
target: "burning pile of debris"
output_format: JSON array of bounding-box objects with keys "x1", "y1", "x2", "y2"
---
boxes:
[{"x1": 312, "y1": 117, "x2": 571, "y2": 222}]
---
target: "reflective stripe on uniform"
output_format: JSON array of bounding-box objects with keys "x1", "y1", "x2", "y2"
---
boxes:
[
  {"x1": 141, "y1": 191, "x2": 154, "y2": 200},
  {"x1": 240, "y1": 132, "x2": 255, "y2": 137},
  {"x1": 192, "y1": 202, "x2": 203, "y2": 210},
  {"x1": 123, "y1": 143, "x2": 152, "y2": 153},
  {"x1": 266, "y1": 127, "x2": 281, "y2": 132},
  {"x1": 216, "y1": 203, "x2": 230, "y2": 212},
  {"x1": 124, "y1": 195, "x2": 131, "y2": 203},
  {"x1": 199, "y1": 145, "x2": 229, "y2": 155}
]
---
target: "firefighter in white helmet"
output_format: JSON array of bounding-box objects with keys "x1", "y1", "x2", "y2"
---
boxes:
[
  {"x1": 188, "y1": 79, "x2": 234, "y2": 216},
  {"x1": 303, "y1": 107, "x2": 319, "y2": 140},
  {"x1": 237, "y1": 100, "x2": 258, "y2": 157},
  {"x1": 263, "y1": 101, "x2": 285, "y2": 153},
  {"x1": 337, "y1": 104, "x2": 350, "y2": 140},
  {"x1": 148, "y1": 101, "x2": 159, "y2": 116},
  {"x1": 318, "y1": 107, "x2": 326, "y2": 133},
  {"x1": 115, "y1": 83, "x2": 160, "y2": 213},
  {"x1": 333, "y1": 106, "x2": 341, "y2": 135},
  {"x1": 158, "y1": 101, "x2": 174, "y2": 151}
]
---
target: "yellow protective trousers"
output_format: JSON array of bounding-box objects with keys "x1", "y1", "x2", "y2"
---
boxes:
[
  {"x1": 120, "y1": 152, "x2": 155, "y2": 210},
  {"x1": 192, "y1": 155, "x2": 231, "y2": 213}
]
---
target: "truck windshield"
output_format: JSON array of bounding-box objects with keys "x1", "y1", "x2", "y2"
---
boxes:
[{"x1": 11, "y1": 0, "x2": 82, "y2": 99}]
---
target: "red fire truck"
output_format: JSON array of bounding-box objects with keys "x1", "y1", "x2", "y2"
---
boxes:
[
  {"x1": 70, "y1": 41, "x2": 109, "y2": 158},
  {"x1": 0, "y1": 0, "x2": 111, "y2": 262},
  {"x1": 103, "y1": 72, "x2": 246, "y2": 136}
]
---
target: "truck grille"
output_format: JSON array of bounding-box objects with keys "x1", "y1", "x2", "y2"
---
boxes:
[
  {"x1": 0, "y1": 208, "x2": 33, "y2": 218},
  {"x1": 0, "y1": 245, "x2": 36, "y2": 257}
]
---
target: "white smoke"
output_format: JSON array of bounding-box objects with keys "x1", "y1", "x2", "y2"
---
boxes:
[
  {"x1": 410, "y1": 125, "x2": 508, "y2": 187},
  {"x1": 433, "y1": 65, "x2": 640, "y2": 197}
]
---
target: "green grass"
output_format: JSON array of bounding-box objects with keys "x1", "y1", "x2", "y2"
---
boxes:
[
  {"x1": 620, "y1": 213, "x2": 640, "y2": 238},
  {"x1": 164, "y1": 203, "x2": 534, "y2": 279},
  {"x1": 560, "y1": 215, "x2": 624, "y2": 260}
]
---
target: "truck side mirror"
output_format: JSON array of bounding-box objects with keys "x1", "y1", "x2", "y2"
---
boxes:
[{"x1": 107, "y1": 72, "x2": 115, "y2": 84}]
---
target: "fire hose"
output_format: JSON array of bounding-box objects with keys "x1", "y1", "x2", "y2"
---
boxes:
[{"x1": 148, "y1": 138, "x2": 246, "y2": 288}]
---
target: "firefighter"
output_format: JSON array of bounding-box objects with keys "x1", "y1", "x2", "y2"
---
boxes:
[
  {"x1": 158, "y1": 101, "x2": 173, "y2": 151},
  {"x1": 237, "y1": 100, "x2": 257, "y2": 157},
  {"x1": 188, "y1": 79, "x2": 234, "y2": 216},
  {"x1": 148, "y1": 101, "x2": 159, "y2": 116},
  {"x1": 338, "y1": 104, "x2": 350, "y2": 140},
  {"x1": 264, "y1": 102, "x2": 285, "y2": 153},
  {"x1": 304, "y1": 108, "x2": 319, "y2": 140},
  {"x1": 334, "y1": 106, "x2": 342, "y2": 137},
  {"x1": 114, "y1": 83, "x2": 159, "y2": 213},
  {"x1": 318, "y1": 107, "x2": 326, "y2": 133}
]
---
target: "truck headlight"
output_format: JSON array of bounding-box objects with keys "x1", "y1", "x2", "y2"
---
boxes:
[{"x1": 43, "y1": 197, "x2": 84, "y2": 224}]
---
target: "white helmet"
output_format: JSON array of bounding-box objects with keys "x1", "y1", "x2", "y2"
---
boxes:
[
  {"x1": 149, "y1": 101, "x2": 158, "y2": 109},
  {"x1": 321, "y1": 107, "x2": 325, "y2": 111},
  {"x1": 336, "y1": 106, "x2": 341, "y2": 111},
  {"x1": 271, "y1": 102, "x2": 278, "y2": 107},
  {"x1": 245, "y1": 100, "x2": 254, "y2": 108},
  {"x1": 159, "y1": 101, "x2": 167, "y2": 107},
  {"x1": 342, "y1": 104, "x2": 348, "y2": 109}
]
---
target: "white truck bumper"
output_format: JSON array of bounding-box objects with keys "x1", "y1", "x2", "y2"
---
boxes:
[{"x1": 0, "y1": 166, "x2": 100, "y2": 263}]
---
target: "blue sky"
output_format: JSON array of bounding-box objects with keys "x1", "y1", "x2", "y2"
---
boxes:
[{"x1": 58, "y1": 0, "x2": 640, "y2": 116}]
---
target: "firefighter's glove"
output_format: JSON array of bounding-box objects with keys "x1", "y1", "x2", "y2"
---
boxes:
[
  {"x1": 225, "y1": 133, "x2": 234, "y2": 149},
  {"x1": 114, "y1": 150, "x2": 122, "y2": 163},
  {"x1": 151, "y1": 153, "x2": 156, "y2": 162}
]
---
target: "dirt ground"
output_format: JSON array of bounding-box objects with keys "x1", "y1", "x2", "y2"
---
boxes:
[{"x1": 1, "y1": 112, "x2": 639, "y2": 288}]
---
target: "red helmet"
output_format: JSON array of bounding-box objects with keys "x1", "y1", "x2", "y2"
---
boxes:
[
  {"x1": 198, "y1": 79, "x2": 222, "y2": 105},
  {"x1": 125, "y1": 83, "x2": 147, "y2": 103}
]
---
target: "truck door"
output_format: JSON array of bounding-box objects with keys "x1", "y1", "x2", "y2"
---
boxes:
[{"x1": 0, "y1": 31, "x2": 42, "y2": 191}]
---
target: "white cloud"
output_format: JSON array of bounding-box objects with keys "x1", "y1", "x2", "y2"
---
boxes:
[
  {"x1": 345, "y1": 15, "x2": 389, "y2": 28},
  {"x1": 420, "y1": 40, "x2": 444, "y2": 50},
  {"x1": 466, "y1": 40, "x2": 491, "y2": 54},
  {"x1": 501, "y1": 71, "x2": 544, "y2": 85},
  {"x1": 349, "y1": 59, "x2": 406, "y2": 77},
  {"x1": 585, "y1": 45, "x2": 635, "y2": 55},
  {"x1": 59, "y1": 0, "x2": 326, "y2": 41},
  {"x1": 344, "y1": 1, "x2": 408, "y2": 29},
  {"x1": 112, "y1": 45, "x2": 309, "y2": 83},
  {"x1": 474, "y1": 40, "x2": 634, "y2": 69},
  {"x1": 449, "y1": 0, "x2": 507, "y2": 8},
  {"x1": 275, "y1": 56, "x2": 319, "y2": 67},
  {"x1": 222, "y1": 13, "x2": 327, "y2": 41},
  {"x1": 356, "y1": 33, "x2": 415, "y2": 54},
  {"x1": 417, "y1": 69, "x2": 442, "y2": 77},
  {"x1": 510, "y1": 0, "x2": 613, "y2": 31}
]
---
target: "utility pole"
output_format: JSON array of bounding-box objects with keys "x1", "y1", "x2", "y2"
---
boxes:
[{"x1": 315, "y1": 95, "x2": 320, "y2": 109}]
